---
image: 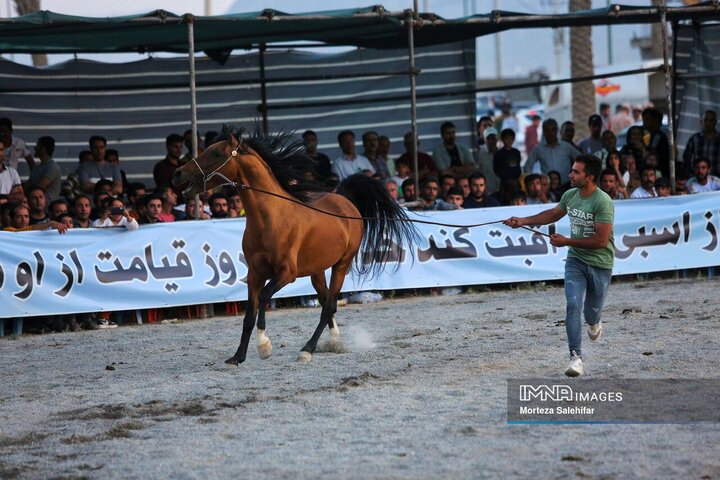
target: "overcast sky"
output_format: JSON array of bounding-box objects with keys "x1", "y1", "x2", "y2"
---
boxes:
[{"x1": 2, "y1": 0, "x2": 666, "y2": 77}]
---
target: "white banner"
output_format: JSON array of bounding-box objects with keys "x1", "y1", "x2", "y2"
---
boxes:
[{"x1": 1, "y1": 192, "x2": 718, "y2": 318}]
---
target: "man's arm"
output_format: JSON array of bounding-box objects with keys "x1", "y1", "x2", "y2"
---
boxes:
[
  {"x1": 551, "y1": 222, "x2": 612, "y2": 249},
  {"x1": 504, "y1": 204, "x2": 565, "y2": 228},
  {"x1": 523, "y1": 149, "x2": 538, "y2": 173},
  {"x1": 25, "y1": 154, "x2": 35, "y2": 170}
]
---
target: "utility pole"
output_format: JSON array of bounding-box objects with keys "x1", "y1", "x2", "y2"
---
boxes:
[{"x1": 494, "y1": 0, "x2": 502, "y2": 78}]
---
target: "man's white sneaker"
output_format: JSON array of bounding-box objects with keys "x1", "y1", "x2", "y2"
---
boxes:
[
  {"x1": 587, "y1": 322, "x2": 603, "y2": 342},
  {"x1": 565, "y1": 354, "x2": 584, "y2": 377}
]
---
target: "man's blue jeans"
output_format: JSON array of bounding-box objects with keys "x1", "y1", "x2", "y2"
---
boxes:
[{"x1": 564, "y1": 257, "x2": 612, "y2": 358}]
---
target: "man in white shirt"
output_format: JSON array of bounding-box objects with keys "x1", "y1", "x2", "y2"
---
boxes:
[
  {"x1": 0, "y1": 117, "x2": 34, "y2": 171},
  {"x1": 630, "y1": 166, "x2": 657, "y2": 198},
  {"x1": 686, "y1": 157, "x2": 720, "y2": 193},
  {"x1": 0, "y1": 141, "x2": 21, "y2": 195},
  {"x1": 331, "y1": 130, "x2": 375, "y2": 181}
]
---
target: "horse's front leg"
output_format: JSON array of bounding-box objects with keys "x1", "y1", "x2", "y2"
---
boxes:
[
  {"x1": 255, "y1": 277, "x2": 282, "y2": 360},
  {"x1": 225, "y1": 272, "x2": 263, "y2": 366}
]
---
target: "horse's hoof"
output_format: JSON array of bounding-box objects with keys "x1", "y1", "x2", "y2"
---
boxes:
[
  {"x1": 225, "y1": 356, "x2": 242, "y2": 366},
  {"x1": 257, "y1": 339, "x2": 273, "y2": 360},
  {"x1": 296, "y1": 351, "x2": 312, "y2": 363}
]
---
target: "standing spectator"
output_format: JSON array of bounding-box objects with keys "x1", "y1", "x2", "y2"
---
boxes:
[
  {"x1": 493, "y1": 128, "x2": 522, "y2": 188},
  {"x1": 524, "y1": 118, "x2": 579, "y2": 183},
  {"x1": 362, "y1": 131, "x2": 390, "y2": 180},
  {"x1": 630, "y1": 166, "x2": 658, "y2": 199},
  {"x1": 0, "y1": 117, "x2": 34, "y2": 171},
  {"x1": 78, "y1": 135, "x2": 122, "y2": 196},
  {"x1": 594, "y1": 131, "x2": 617, "y2": 162},
  {"x1": 686, "y1": 158, "x2": 720, "y2": 193},
  {"x1": 620, "y1": 125, "x2": 648, "y2": 170},
  {"x1": 396, "y1": 132, "x2": 437, "y2": 180},
  {"x1": 105, "y1": 148, "x2": 128, "y2": 196},
  {"x1": 476, "y1": 116, "x2": 493, "y2": 147},
  {"x1": 27, "y1": 136, "x2": 62, "y2": 201},
  {"x1": 560, "y1": 121, "x2": 579, "y2": 151},
  {"x1": 72, "y1": 195, "x2": 92, "y2": 228},
  {"x1": 27, "y1": 188, "x2": 49, "y2": 225},
  {"x1": 642, "y1": 107, "x2": 670, "y2": 178},
  {"x1": 620, "y1": 153, "x2": 641, "y2": 194},
  {"x1": 302, "y1": 130, "x2": 331, "y2": 181},
  {"x1": 181, "y1": 128, "x2": 204, "y2": 164},
  {"x1": 331, "y1": 130, "x2": 374, "y2": 181},
  {"x1": 682, "y1": 110, "x2": 720, "y2": 175},
  {"x1": 599, "y1": 169, "x2": 626, "y2": 200},
  {"x1": 524, "y1": 174, "x2": 548, "y2": 205},
  {"x1": 432, "y1": 121, "x2": 475, "y2": 177},
  {"x1": 378, "y1": 135, "x2": 394, "y2": 178},
  {"x1": 505, "y1": 154, "x2": 614, "y2": 377},
  {"x1": 599, "y1": 102, "x2": 612, "y2": 131},
  {"x1": 476, "y1": 127, "x2": 500, "y2": 194},
  {"x1": 0, "y1": 141, "x2": 21, "y2": 195},
  {"x1": 578, "y1": 114, "x2": 604, "y2": 155},
  {"x1": 605, "y1": 151, "x2": 627, "y2": 196},
  {"x1": 610, "y1": 104, "x2": 634, "y2": 135},
  {"x1": 631, "y1": 104, "x2": 644, "y2": 126},
  {"x1": 153, "y1": 133, "x2": 186, "y2": 202},
  {"x1": 462, "y1": 172, "x2": 500, "y2": 209},
  {"x1": 525, "y1": 114, "x2": 542, "y2": 156}
]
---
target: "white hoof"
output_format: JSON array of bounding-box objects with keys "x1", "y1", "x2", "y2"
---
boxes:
[
  {"x1": 296, "y1": 351, "x2": 312, "y2": 363},
  {"x1": 257, "y1": 339, "x2": 272, "y2": 360}
]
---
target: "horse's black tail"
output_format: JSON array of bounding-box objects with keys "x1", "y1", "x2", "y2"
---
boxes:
[{"x1": 336, "y1": 174, "x2": 419, "y2": 278}]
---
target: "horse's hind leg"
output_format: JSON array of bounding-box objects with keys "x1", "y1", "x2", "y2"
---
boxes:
[{"x1": 298, "y1": 266, "x2": 347, "y2": 363}]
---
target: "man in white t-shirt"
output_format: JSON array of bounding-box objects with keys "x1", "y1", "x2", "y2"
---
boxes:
[
  {"x1": 0, "y1": 141, "x2": 21, "y2": 195},
  {"x1": 686, "y1": 157, "x2": 720, "y2": 194},
  {"x1": 0, "y1": 117, "x2": 34, "y2": 171},
  {"x1": 630, "y1": 166, "x2": 657, "y2": 199},
  {"x1": 331, "y1": 130, "x2": 375, "y2": 181}
]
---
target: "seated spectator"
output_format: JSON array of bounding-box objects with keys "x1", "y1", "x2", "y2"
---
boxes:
[
  {"x1": 477, "y1": 127, "x2": 500, "y2": 194},
  {"x1": 126, "y1": 182, "x2": 147, "y2": 219},
  {"x1": 620, "y1": 152, "x2": 641, "y2": 194},
  {"x1": 27, "y1": 136, "x2": 62, "y2": 201},
  {"x1": 463, "y1": 172, "x2": 500, "y2": 208},
  {"x1": 1, "y1": 201, "x2": 16, "y2": 228},
  {"x1": 332, "y1": 130, "x2": 374, "y2": 181},
  {"x1": 524, "y1": 174, "x2": 548, "y2": 205},
  {"x1": 492, "y1": 178, "x2": 520, "y2": 207},
  {"x1": 595, "y1": 130, "x2": 617, "y2": 162},
  {"x1": 400, "y1": 178, "x2": 417, "y2": 204},
  {"x1": 408, "y1": 178, "x2": 457, "y2": 211},
  {"x1": 644, "y1": 153, "x2": 662, "y2": 180},
  {"x1": 675, "y1": 165, "x2": 691, "y2": 195},
  {"x1": 153, "y1": 133, "x2": 187, "y2": 202},
  {"x1": 179, "y1": 196, "x2": 210, "y2": 220},
  {"x1": 456, "y1": 176, "x2": 470, "y2": 199},
  {"x1": 510, "y1": 191, "x2": 526, "y2": 206},
  {"x1": 0, "y1": 141, "x2": 21, "y2": 195},
  {"x1": 396, "y1": 131, "x2": 437, "y2": 180},
  {"x1": 539, "y1": 174, "x2": 557, "y2": 203},
  {"x1": 48, "y1": 198, "x2": 69, "y2": 220},
  {"x1": 604, "y1": 150, "x2": 626, "y2": 193},
  {"x1": 391, "y1": 159, "x2": 412, "y2": 196},
  {"x1": 138, "y1": 194, "x2": 164, "y2": 224},
  {"x1": 445, "y1": 186, "x2": 465, "y2": 209},
  {"x1": 228, "y1": 191, "x2": 245, "y2": 217},
  {"x1": 90, "y1": 190, "x2": 111, "y2": 221},
  {"x1": 655, "y1": 177, "x2": 672, "y2": 197},
  {"x1": 432, "y1": 121, "x2": 475, "y2": 177},
  {"x1": 3, "y1": 204, "x2": 66, "y2": 233},
  {"x1": 620, "y1": 125, "x2": 648, "y2": 170},
  {"x1": 686, "y1": 157, "x2": 720, "y2": 193},
  {"x1": 55, "y1": 212, "x2": 75, "y2": 229},
  {"x1": 493, "y1": 128, "x2": 522, "y2": 187},
  {"x1": 363, "y1": 130, "x2": 390, "y2": 180},
  {"x1": 209, "y1": 193, "x2": 231, "y2": 219},
  {"x1": 378, "y1": 135, "x2": 394, "y2": 178},
  {"x1": 158, "y1": 187, "x2": 180, "y2": 222},
  {"x1": 105, "y1": 148, "x2": 128, "y2": 196},
  {"x1": 385, "y1": 179, "x2": 399, "y2": 202},
  {"x1": 78, "y1": 135, "x2": 122, "y2": 196},
  {"x1": 599, "y1": 168, "x2": 627, "y2": 200},
  {"x1": 72, "y1": 194, "x2": 92, "y2": 228},
  {"x1": 26, "y1": 187, "x2": 49, "y2": 225},
  {"x1": 0, "y1": 117, "x2": 34, "y2": 170},
  {"x1": 548, "y1": 170, "x2": 564, "y2": 200},
  {"x1": 630, "y1": 166, "x2": 658, "y2": 198},
  {"x1": 439, "y1": 174, "x2": 456, "y2": 201},
  {"x1": 92, "y1": 197, "x2": 139, "y2": 230}
]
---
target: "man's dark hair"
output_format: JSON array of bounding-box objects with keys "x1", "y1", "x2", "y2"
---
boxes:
[
  {"x1": 0, "y1": 117, "x2": 13, "y2": 131},
  {"x1": 420, "y1": 177, "x2": 439, "y2": 189},
  {"x1": 574, "y1": 154, "x2": 603, "y2": 184},
  {"x1": 127, "y1": 182, "x2": 146, "y2": 200},
  {"x1": 478, "y1": 116, "x2": 492, "y2": 127},
  {"x1": 208, "y1": 193, "x2": 228, "y2": 206},
  {"x1": 55, "y1": 212, "x2": 73, "y2": 224},
  {"x1": 78, "y1": 150, "x2": 92, "y2": 161},
  {"x1": 73, "y1": 194, "x2": 91, "y2": 208},
  {"x1": 401, "y1": 178, "x2": 415, "y2": 190},
  {"x1": 302, "y1": 130, "x2": 317, "y2": 139},
  {"x1": 105, "y1": 148, "x2": 119, "y2": 159},
  {"x1": 36, "y1": 136, "x2": 55, "y2": 156},
  {"x1": 524, "y1": 173, "x2": 541, "y2": 190},
  {"x1": 88, "y1": 135, "x2": 107, "y2": 147},
  {"x1": 600, "y1": 168, "x2": 619, "y2": 181},
  {"x1": 446, "y1": 186, "x2": 464, "y2": 198},
  {"x1": 48, "y1": 198, "x2": 69, "y2": 212},
  {"x1": 439, "y1": 174, "x2": 456, "y2": 184},
  {"x1": 141, "y1": 193, "x2": 163, "y2": 207},
  {"x1": 468, "y1": 172, "x2": 487, "y2": 183},
  {"x1": 337, "y1": 130, "x2": 354, "y2": 143},
  {"x1": 542, "y1": 118, "x2": 558, "y2": 129},
  {"x1": 93, "y1": 179, "x2": 114, "y2": 194},
  {"x1": 640, "y1": 164, "x2": 657, "y2": 175},
  {"x1": 440, "y1": 121, "x2": 455, "y2": 133},
  {"x1": 642, "y1": 107, "x2": 663, "y2": 123},
  {"x1": 362, "y1": 131, "x2": 378, "y2": 143},
  {"x1": 694, "y1": 157, "x2": 710, "y2": 168},
  {"x1": 166, "y1": 133, "x2": 184, "y2": 146}
]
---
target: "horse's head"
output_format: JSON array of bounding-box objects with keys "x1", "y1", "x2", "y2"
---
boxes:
[{"x1": 173, "y1": 129, "x2": 243, "y2": 197}]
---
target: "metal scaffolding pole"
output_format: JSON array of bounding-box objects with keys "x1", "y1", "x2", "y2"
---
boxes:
[
  {"x1": 187, "y1": 16, "x2": 200, "y2": 218},
  {"x1": 660, "y1": 1, "x2": 676, "y2": 192},
  {"x1": 407, "y1": 3, "x2": 420, "y2": 194},
  {"x1": 258, "y1": 43, "x2": 269, "y2": 135}
]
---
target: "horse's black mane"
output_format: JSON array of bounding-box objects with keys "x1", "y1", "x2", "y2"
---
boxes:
[{"x1": 215, "y1": 124, "x2": 328, "y2": 203}]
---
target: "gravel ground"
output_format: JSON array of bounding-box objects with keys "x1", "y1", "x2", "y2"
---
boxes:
[{"x1": 1, "y1": 277, "x2": 720, "y2": 479}]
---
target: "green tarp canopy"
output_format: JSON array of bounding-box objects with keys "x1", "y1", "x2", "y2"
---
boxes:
[{"x1": 0, "y1": 2, "x2": 717, "y2": 54}]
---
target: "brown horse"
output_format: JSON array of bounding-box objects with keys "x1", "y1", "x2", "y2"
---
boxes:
[{"x1": 173, "y1": 127, "x2": 416, "y2": 365}]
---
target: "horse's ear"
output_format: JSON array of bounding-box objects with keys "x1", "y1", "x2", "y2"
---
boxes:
[{"x1": 230, "y1": 133, "x2": 242, "y2": 151}]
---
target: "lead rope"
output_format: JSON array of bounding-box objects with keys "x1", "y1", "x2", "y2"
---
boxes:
[{"x1": 191, "y1": 146, "x2": 550, "y2": 238}]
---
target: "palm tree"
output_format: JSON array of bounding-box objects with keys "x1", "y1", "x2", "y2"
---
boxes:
[
  {"x1": 14, "y1": 0, "x2": 47, "y2": 67},
  {"x1": 569, "y1": 0, "x2": 594, "y2": 140}
]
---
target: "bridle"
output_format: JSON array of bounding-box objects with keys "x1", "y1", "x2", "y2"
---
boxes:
[{"x1": 185, "y1": 139, "x2": 242, "y2": 194}]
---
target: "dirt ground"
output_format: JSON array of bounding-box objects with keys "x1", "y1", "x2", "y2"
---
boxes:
[{"x1": 1, "y1": 276, "x2": 720, "y2": 479}]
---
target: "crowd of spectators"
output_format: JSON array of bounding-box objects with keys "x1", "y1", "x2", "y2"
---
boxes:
[{"x1": 1, "y1": 105, "x2": 718, "y2": 334}]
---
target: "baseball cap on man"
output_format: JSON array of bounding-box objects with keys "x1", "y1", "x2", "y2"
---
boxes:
[
  {"x1": 588, "y1": 114, "x2": 603, "y2": 126},
  {"x1": 483, "y1": 127, "x2": 498, "y2": 138}
]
